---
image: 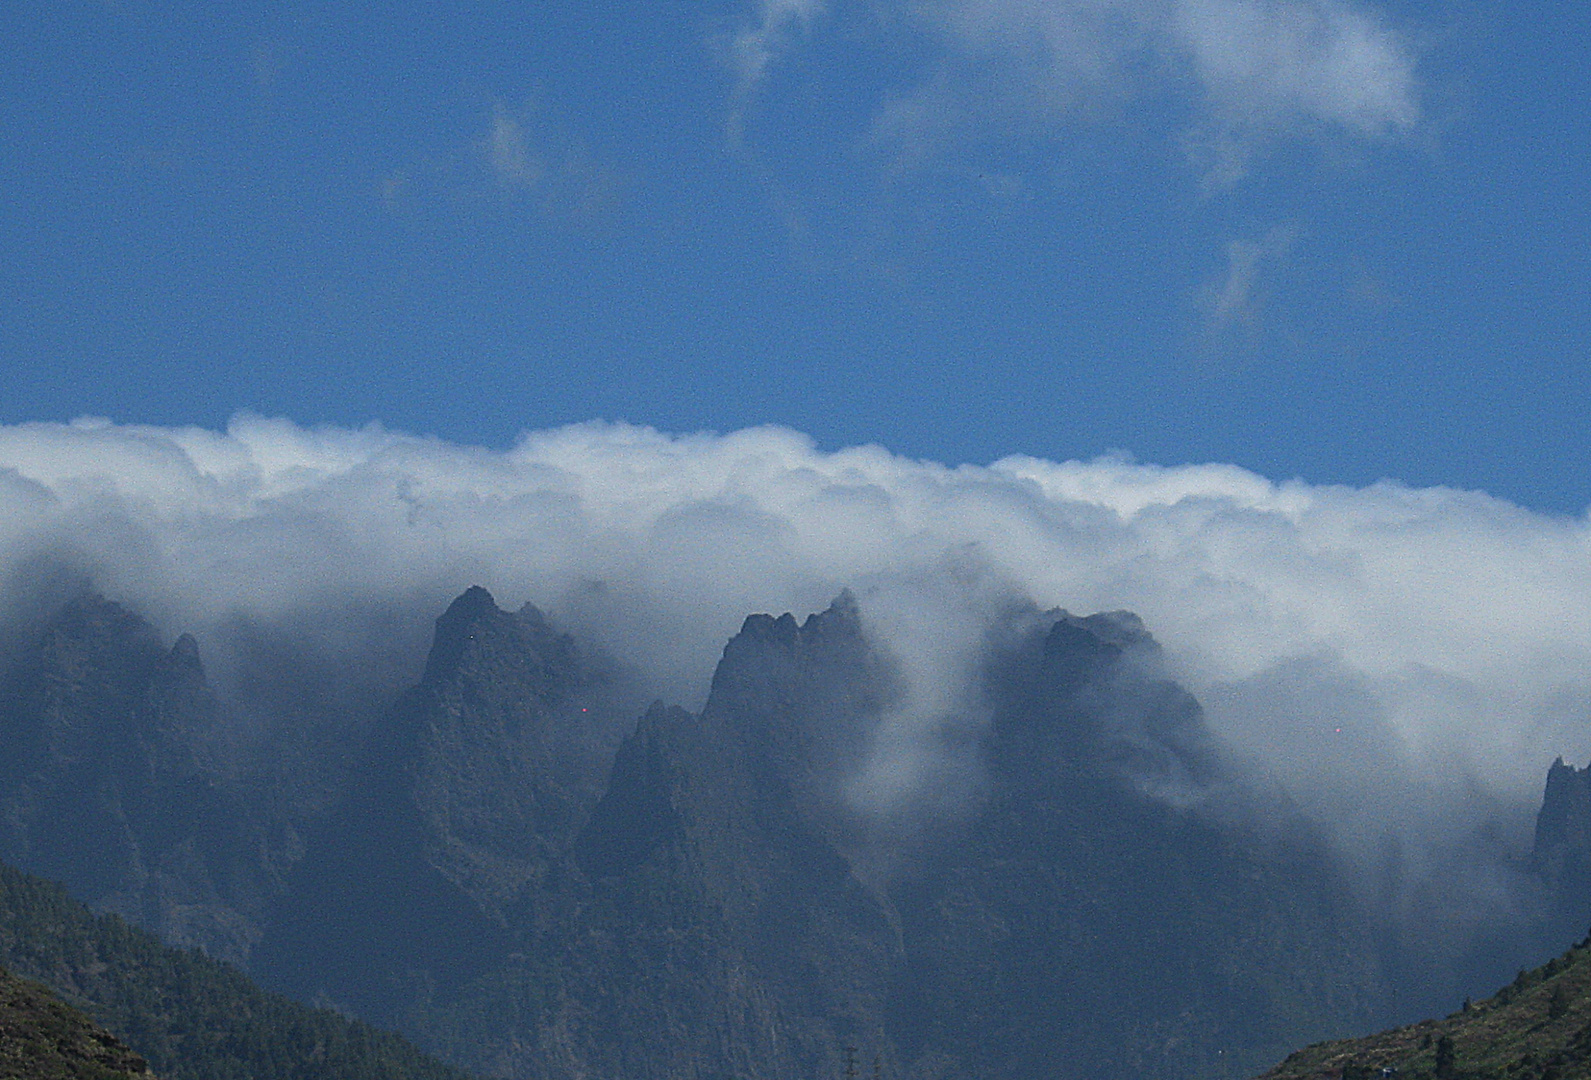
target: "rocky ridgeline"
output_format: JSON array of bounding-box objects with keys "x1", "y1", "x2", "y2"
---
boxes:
[{"x1": 0, "y1": 586, "x2": 1584, "y2": 1080}]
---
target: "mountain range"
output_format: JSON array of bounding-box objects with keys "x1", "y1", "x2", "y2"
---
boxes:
[{"x1": 0, "y1": 584, "x2": 1585, "y2": 1080}]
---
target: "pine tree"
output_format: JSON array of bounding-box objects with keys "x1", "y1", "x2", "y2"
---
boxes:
[
  {"x1": 1434, "y1": 1034, "x2": 1456, "y2": 1079},
  {"x1": 1549, "y1": 984, "x2": 1569, "y2": 1021}
]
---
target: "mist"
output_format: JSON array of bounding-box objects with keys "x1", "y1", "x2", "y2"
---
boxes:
[{"x1": 1, "y1": 414, "x2": 1588, "y2": 909}]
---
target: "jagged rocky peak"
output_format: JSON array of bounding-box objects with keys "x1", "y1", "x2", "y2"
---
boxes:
[
  {"x1": 252, "y1": 587, "x2": 629, "y2": 1019},
  {"x1": 2, "y1": 592, "x2": 216, "y2": 771},
  {"x1": 731, "y1": 587, "x2": 862, "y2": 645},
  {"x1": 163, "y1": 631, "x2": 204, "y2": 677},
  {"x1": 1047, "y1": 607, "x2": 1150, "y2": 647},
  {"x1": 17, "y1": 593, "x2": 163, "y2": 717},
  {"x1": 981, "y1": 603, "x2": 1160, "y2": 705},
  {"x1": 707, "y1": 589, "x2": 891, "y2": 719},
  {"x1": 978, "y1": 603, "x2": 1217, "y2": 794},
  {"x1": 1535, "y1": 757, "x2": 1591, "y2": 890},
  {"x1": 712, "y1": 589, "x2": 867, "y2": 692},
  {"x1": 420, "y1": 584, "x2": 575, "y2": 692},
  {"x1": 699, "y1": 591, "x2": 901, "y2": 835},
  {"x1": 1031, "y1": 607, "x2": 1157, "y2": 689},
  {"x1": 0, "y1": 592, "x2": 263, "y2": 967},
  {"x1": 41, "y1": 590, "x2": 158, "y2": 643},
  {"x1": 396, "y1": 586, "x2": 626, "y2": 817},
  {"x1": 1537, "y1": 758, "x2": 1591, "y2": 847}
]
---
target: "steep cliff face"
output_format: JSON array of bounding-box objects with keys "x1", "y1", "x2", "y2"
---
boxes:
[
  {"x1": 396, "y1": 585, "x2": 626, "y2": 919},
  {"x1": 0, "y1": 595, "x2": 270, "y2": 964},
  {"x1": 888, "y1": 609, "x2": 1385, "y2": 1080},
  {"x1": 0, "y1": 587, "x2": 1463, "y2": 1080},
  {"x1": 253, "y1": 586, "x2": 633, "y2": 1034},
  {"x1": 338, "y1": 595, "x2": 903, "y2": 1080},
  {"x1": 430, "y1": 596, "x2": 1387, "y2": 1080},
  {"x1": 545, "y1": 597, "x2": 903, "y2": 1080},
  {"x1": 1534, "y1": 758, "x2": 1591, "y2": 943}
]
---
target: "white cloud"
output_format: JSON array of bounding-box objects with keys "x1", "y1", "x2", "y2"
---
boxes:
[
  {"x1": 488, "y1": 104, "x2": 543, "y2": 186},
  {"x1": 730, "y1": 0, "x2": 825, "y2": 92},
  {"x1": 474, "y1": 104, "x2": 626, "y2": 220},
  {"x1": 741, "y1": 0, "x2": 1419, "y2": 173},
  {"x1": 1201, "y1": 225, "x2": 1296, "y2": 330},
  {"x1": 935, "y1": 0, "x2": 1419, "y2": 129},
  {"x1": 1173, "y1": 0, "x2": 1419, "y2": 135},
  {"x1": 0, "y1": 416, "x2": 1586, "y2": 894}
]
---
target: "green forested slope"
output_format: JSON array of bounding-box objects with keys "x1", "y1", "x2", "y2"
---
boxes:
[
  {"x1": 0, "y1": 965, "x2": 155, "y2": 1080},
  {"x1": 0, "y1": 861, "x2": 473, "y2": 1080},
  {"x1": 1259, "y1": 936, "x2": 1591, "y2": 1079}
]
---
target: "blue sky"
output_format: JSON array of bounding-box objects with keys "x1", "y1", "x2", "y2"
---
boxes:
[{"x1": 1, "y1": 0, "x2": 1587, "y2": 512}]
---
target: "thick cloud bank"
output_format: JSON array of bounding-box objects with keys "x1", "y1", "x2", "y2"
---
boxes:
[{"x1": 1, "y1": 415, "x2": 1587, "y2": 876}]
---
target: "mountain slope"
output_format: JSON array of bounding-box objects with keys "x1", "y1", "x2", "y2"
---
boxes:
[
  {"x1": 0, "y1": 965, "x2": 155, "y2": 1080},
  {"x1": 0, "y1": 586, "x2": 1542, "y2": 1080},
  {"x1": 545, "y1": 596, "x2": 903, "y2": 1080},
  {"x1": 0, "y1": 859, "x2": 472, "y2": 1080},
  {"x1": 1258, "y1": 936, "x2": 1591, "y2": 1079},
  {"x1": 444, "y1": 595, "x2": 1389, "y2": 1080},
  {"x1": 253, "y1": 585, "x2": 636, "y2": 1055},
  {"x1": 0, "y1": 595, "x2": 280, "y2": 966},
  {"x1": 880, "y1": 608, "x2": 1387, "y2": 1080},
  {"x1": 280, "y1": 593, "x2": 904, "y2": 1080}
]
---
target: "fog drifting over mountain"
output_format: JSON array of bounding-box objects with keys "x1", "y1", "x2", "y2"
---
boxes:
[{"x1": 2, "y1": 415, "x2": 1588, "y2": 892}]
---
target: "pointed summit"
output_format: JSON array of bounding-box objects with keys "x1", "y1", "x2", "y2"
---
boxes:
[
  {"x1": 422, "y1": 585, "x2": 506, "y2": 685},
  {"x1": 444, "y1": 583, "x2": 499, "y2": 622},
  {"x1": 159, "y1": 632, "x2": 205, "y2": 686},
  {"x1": 420, "y1": 585, "x2": 569, "y2": 691},
  {"x1": 1534, "y1": 757, "x2": 1591, "y2": 942}
]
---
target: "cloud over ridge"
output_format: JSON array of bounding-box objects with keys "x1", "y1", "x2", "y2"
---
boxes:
[{"x1": 0, "y1": 415, "x2": 1585, "y2": 861}]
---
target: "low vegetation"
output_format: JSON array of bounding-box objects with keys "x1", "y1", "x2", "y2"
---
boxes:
[
  {"x1": 0, "y1": 964, "x2": 155, "y2": 1079},
  {"x1": 0, "y1": 861, "x2": 472, "y2": 1080},
  {"x1": 1260, "y1": 936, "x2": 1591, "y2": 1079}
]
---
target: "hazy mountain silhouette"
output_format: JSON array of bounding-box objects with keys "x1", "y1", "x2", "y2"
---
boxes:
[
  {"x1": 0, "y1": 586, "x2": 1579, "y2": 1080},
  {"x1": 0, "y1": 595, "x2": 281, "y2": 965}
]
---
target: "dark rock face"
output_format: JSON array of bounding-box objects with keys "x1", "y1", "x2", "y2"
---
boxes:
[
  {"x1": 0, "y1": 587, "x2": 1469, "y2": 1080},
  {"x1": 0, "y1": 596, "x2": 269, "y2": 965},
  {"x1": 542, "y1": 597, "x2": 903, "y2": 1080},
  {"x1": 1534, "y1": 758, "x2": 1591, "y2": 941},
  {"x1": 414, "y1": 595, "x2": 1383, "y2": 1080},
  {"x1": 253, "y1": 586, "x2": 633, "y2": 1035},
  {"x1": 984, "y1": 608, "x2": 1217, "y2": 797},
  {"x1": 883, "y1": 608, "x2": 1383, "y2": 1080}
]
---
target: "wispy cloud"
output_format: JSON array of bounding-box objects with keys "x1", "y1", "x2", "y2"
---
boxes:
[
  {"x1": 933, "y1": 0, "x2": 1419, "y2": 140},
  {"x1": 734, "y1": 0, "x2": 1419, "y2": 178},
  {"x1": 730, "y1": 0, "x2": 825, "y2": 93},
  {"x1": 1172, "y1": 0, "x2": 1418, "y2": 135},
  {"x1": 1201, "y1": 224, "x2": 1297, "y2": 331},
  {"x1": 488, "y1": 104, "x2": 544, "y2": 187},
  {"x1": 461, "y1": 103, "x2": 627, "y2": 221}
]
